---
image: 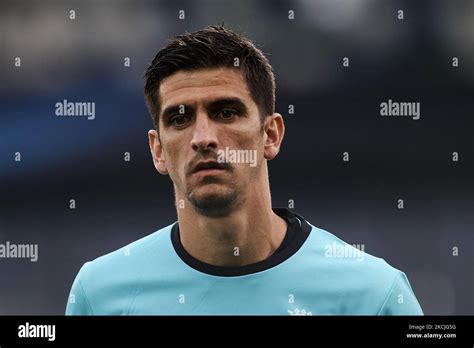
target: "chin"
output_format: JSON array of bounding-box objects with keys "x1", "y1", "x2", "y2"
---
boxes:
[{"x1": 188, "y1": 185, "x2": 241, "y2": 218}]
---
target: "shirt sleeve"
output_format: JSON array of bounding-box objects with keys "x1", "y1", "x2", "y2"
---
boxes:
[
  {"x1": 65, "y1": 263, "x2": 94, "y2": 315},
  {"x1": 377, "y1": 271, "x2": 423, "y2": 315}
]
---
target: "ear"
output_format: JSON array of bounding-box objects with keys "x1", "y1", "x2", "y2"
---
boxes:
[
  {"x1": 148, "y1": 129, "x2": 169, "y2": 175},
  {"x1": 263, "y1": 113, "x2": 285, "y2": 160}
]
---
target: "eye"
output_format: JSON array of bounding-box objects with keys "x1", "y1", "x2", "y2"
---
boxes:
[
  {"x1": 170, "y1": 115, "x2": 190, "y2": 127},
  {"x1": 216, "y1": 109, "x2": 238, "y2": 120}
]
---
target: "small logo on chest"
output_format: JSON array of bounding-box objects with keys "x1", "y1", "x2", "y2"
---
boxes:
[{"x1": 287, "y1": 308, "x2": 313, "y2": 316}]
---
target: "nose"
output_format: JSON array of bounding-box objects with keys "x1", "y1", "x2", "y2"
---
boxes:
[{"x1": 191, "y1": 111, "x2": 218, "y2": 152}]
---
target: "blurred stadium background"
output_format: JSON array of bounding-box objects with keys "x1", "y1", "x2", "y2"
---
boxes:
[{"x1": 0, "y1": 0, "x2": 473, "y2": 314}]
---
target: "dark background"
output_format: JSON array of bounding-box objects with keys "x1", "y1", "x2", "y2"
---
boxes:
[{"x1": 0, "y1": 0, "x2": 472, "y2": 315}]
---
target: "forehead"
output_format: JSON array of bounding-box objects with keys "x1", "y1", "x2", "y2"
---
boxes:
[{"x1": 158, "y1": 68, "x2": 254, "y2": 112}]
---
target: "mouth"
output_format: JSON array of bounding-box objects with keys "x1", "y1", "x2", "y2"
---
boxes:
[{"x1": 191, "y1": 161, "x2": 228, "y2": 176}]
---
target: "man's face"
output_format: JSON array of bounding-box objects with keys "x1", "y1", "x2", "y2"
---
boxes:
[{"x1": 149, "y1": 67, "x2": 268, "y2": 217}]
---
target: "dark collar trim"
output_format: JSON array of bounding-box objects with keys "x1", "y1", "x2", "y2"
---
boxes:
[{"x1": 171, "y1": 208, "x2": 312, "y2": 277}]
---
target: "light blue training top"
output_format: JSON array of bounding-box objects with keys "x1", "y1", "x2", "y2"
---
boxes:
[{"x1": 66, "y1": 208, "x2": 423, "y2": 315}]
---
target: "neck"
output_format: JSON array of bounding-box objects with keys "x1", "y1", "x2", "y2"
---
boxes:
[{"x1": 176, "y1": 172, "x2": 287, "y2": 267}]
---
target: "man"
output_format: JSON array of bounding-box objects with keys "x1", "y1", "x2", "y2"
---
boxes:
[{"x1": 66, "y1": 25, "x2": 423, "y2": 315}]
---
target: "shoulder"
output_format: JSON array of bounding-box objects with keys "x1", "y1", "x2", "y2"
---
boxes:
[
  {"x1": 68, "y1": 223, "x2": 175, "y2": 314},
  {"x1": 82, "y1": 223, "x2": 173, "y2": 277},
  {"x1": 307, "y1": 223, "x2": 401, "y2": 277},
  {"x1": 301, "y1": 223, "x2": 422, "y2": 314}
]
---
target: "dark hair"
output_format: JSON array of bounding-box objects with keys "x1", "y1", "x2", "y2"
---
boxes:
[{"x1": 144, "y1": 25, "x2": 275, "y2": 128}]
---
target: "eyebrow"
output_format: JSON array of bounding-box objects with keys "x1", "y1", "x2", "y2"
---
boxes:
[
  {"x1": 204, "y1": 97, "x2": 248, "y2": 113},
  {"x1": 160, "y1": 97, "x2": 249, "y2": 123}
]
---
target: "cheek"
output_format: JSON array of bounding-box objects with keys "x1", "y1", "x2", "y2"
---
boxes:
[
  {"x1": 162, "y1": 137, "x2": 185, "y2": 176},
  {"x1": 229, "y1": 129, "x2": 264, "y2": 171},
  {"x1": 228, "y1": 120, "x2": 262, "y2": 147},
  {"x1": 235, "y1": 128, "x2": 262, "y2": 151}
]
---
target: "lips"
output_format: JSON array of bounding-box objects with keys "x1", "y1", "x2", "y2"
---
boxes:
[{"x1": 192, "y1": 161, "x2": 228, "y2": 174}]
